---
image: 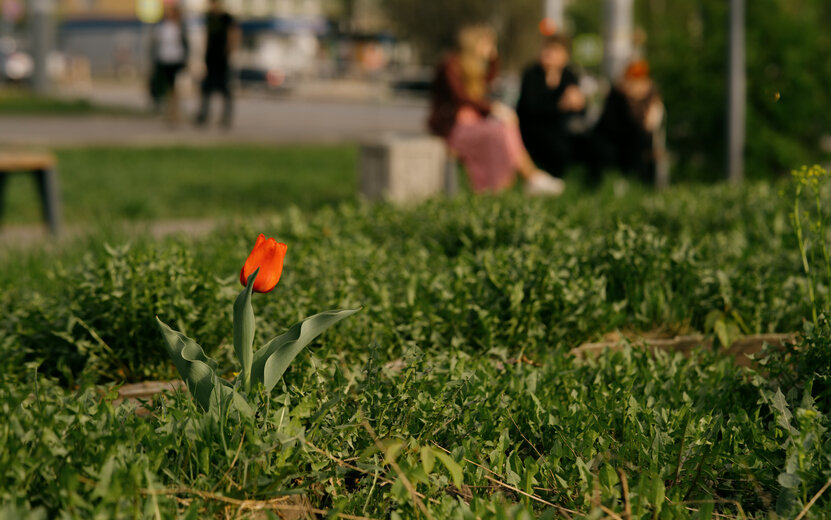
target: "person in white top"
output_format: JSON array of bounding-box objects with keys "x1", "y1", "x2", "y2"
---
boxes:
[{"x1": 150, "y1": 4, "x2": 189, "y2": 125}]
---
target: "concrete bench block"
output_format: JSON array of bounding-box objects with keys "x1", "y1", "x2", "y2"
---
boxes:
[{"x1": 359, "y1": 135, "x2": 449, "y2": 204}]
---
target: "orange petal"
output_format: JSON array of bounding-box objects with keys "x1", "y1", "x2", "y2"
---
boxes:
[{"x1": 240, "y1": 234, "x2": 287, "y2": 293}]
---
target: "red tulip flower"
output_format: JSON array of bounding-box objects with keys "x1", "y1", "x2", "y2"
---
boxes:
[{"x1": 240, "y1": 234, "x2": 287, "y2": 293}]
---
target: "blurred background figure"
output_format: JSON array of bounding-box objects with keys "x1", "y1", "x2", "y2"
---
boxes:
[
  {"x1": 149, "y1": 2, "x2": 188, "y2": 125},
  {"x1": 516, "y1": 33, "x2": 587, "y2": 179},
  {"x1": 428, "y1": 23, "x2": 564, "y2": 196},
  {"x1": 195, "y1": 0, "x2": 239, "y2": 129},
  {"x1": 592, "y1": 59, "x2": 664, "y2": 184}
]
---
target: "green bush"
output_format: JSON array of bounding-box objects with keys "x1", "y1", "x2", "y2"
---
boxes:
[
  {"x1": 1, "y1": 181, "x2": 830, "y2": 517},
  {"x1": 569, "y1": 0, "x2": 831, "y2": 181},
  {"x1": 1, "y1": 241, "x2": 233, "y2": 383},
  {"x1": 1, "y1": 343, "x2": 829, "y2": 517},
  {"x1": 0, "y1": 181, "x2": 812, "y2": 382}
]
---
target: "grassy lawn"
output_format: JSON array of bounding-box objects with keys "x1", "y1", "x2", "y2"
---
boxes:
[
  {"x1": 1, "y1": 145, "x2": 357, "y2": 224},
  {"x1": 1, "y1": 180, "x2": 829, "y2": 517},
  {"x1": 0, "y1": 88, "x2": 137, "y2": 116}
]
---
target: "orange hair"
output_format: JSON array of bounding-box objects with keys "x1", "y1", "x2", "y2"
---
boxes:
[{"x1": 624, "y1": 60, "x2": 650, "y2": 79}]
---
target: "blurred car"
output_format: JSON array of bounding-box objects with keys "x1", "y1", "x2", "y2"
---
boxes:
[
  {"x1": 232, "y1": 18, "x2": 325, "y2": 94},
  {"x1": 236, "y1": 64, "x2": 292, "y2": 92},
  {"x1": 0, "y1": 36, "x2": 33, "y2": 83},
  {"x1": 390, "y1": 71, "x2": 432, "y2": 97}
]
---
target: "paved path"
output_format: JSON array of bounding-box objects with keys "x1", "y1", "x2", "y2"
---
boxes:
[
  {"x1": 0, "y1": 217, "x2": 222, "y2": 249},
  {"x1": 0, "y1": 84, "x2": 429, "y2": 146}
]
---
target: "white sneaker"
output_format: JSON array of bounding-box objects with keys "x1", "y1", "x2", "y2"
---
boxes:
[{"x1": 524, "y1": 171, "x2": 565, "y2": 197}]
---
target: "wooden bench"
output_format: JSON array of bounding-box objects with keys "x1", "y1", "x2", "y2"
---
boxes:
[{"x1": 0, "y1": 152, "x2": 61, "y2": 235}]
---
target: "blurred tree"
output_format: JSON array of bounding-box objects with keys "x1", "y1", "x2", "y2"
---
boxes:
[
  {"x1": 385, "y1": 0, "x2": 830, "y2": 180},
  {"x1": 636, "y1": 0, "x2": 831, "y2": 180},
  {"x1": 381, "y1": 0, "x2": 543, "y2": 69}
]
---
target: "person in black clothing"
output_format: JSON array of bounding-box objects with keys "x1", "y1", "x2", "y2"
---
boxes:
[
  {"x1": 195, "y1": 0, "x2": 239, "y2": 128},
  {"x1": 516, "y1": 34, "x2": 587, "y2": 178},
  {"x1": 593, "y1": 59, "x2": 664, "y2": 184}
]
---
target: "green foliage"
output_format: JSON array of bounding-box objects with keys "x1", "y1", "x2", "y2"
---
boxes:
[
  {"x1": 157, "y1": 260, "x2": 358, "y2": 414},
  {"x1": 385, "y1": 0, "x2": 831, "y2": 181},
  {"x1": 633, "y1": 0, "x2": 831, "y2": 181},
  {"x1": 157, "y1": 304, "x2": 358, "y2": 411},
  {"x1": 1, "y1": 241, "x2": 232, "y2": 383},
  {"x1": 0, "y1": 89, "x2": 113, "y2": 116},
  {"x1": 568, "y1": 0, "x2": 831, "y2": 181},
  {"x1": 233, "y1": 271, "x2": 258, "y2": 391},
  {"x1": 156, "y1": 317, "x2": 233, "y2": 411},
  {"x1": 1, "y1": 179, "x2": 830, "y2": 517},
  {"x1": 790, "y1": 165, "x2": 831, "y2": 326},
  {"x1": 381, "y1": 0, "x2": 543, "y2": 67},
  {"x1": 0, "y1": 180, "x2": 814, "y2": 382},
  {"x1": 251, "y1": 308, "x2": 360, "y2": 394},
  {"x1": 1, "y1": 342, "x2": 829, "y2": 517}
]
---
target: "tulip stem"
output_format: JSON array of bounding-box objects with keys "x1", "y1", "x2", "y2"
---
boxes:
[{"x1": 234, "y1": 269, "x2": 258, "y2": 394}]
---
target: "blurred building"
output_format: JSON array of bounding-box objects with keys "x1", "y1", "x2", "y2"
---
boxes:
[
  {"x1": 55, "y1": 0, "x2": 411, "y2": 83},
  {"x1": 57, "y1": 0, "x2": 328, "y2": 81},
  {"x1": 60, "y1": 0, "x2": 324, "y2": 18},
  {"x1": 61, "y1": 0, "x2": 135, "y2": 18}
]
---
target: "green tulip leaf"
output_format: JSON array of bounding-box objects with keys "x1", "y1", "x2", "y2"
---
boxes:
[
  {"x1": 156, "y1": 317, "x2": 231, "y2": 410},
  {"x1": 234, "y1": 268, "x2": 258, "y2": 392},
  {"x1": 252, "y1": 308, "x2": 360, "y2": 394}
]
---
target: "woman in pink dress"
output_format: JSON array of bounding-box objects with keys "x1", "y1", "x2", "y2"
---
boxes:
[{"x1": 428, "y1": 24, "x2": 564, "y2": 196}]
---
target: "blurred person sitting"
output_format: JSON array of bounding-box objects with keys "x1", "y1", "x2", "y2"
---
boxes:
[
  {"x1": 195, "y1": 0, "x2": 239, "y2": 129},
  {"x1": 427, "y1": 24, "x2": 565, "y2": 196},
  {"x1": 149, "y1": 3, "x2": 189, "y2": 125},
  {"x1": 516, "y1": 33, "x2": 587, "y2": 178},
  {"x1": 592, "y1": 59, "x2": 664, "y2": 184}
]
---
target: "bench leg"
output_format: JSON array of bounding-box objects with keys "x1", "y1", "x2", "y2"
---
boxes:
[
  {"x1": 35, "y1": 168, "x2": 62, "y2": 235},
  {"x1": 0, "y1": 173, "x2": 6, "y2": 227}
]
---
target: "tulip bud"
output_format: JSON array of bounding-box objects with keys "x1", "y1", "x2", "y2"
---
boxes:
[{"x1": 240, "y1": 234, "x2": 287, "y2": 293}]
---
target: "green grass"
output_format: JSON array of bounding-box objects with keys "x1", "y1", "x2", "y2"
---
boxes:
[
  {"x1": 1, "y1": 179, "x2": 829, "y2": 518},
  {"x1": 0, "y1": 89, "x2": 93, "y2": 115},
  {"x1": 1, "y1": 145, "x2": 357, "y2": 224},
  {"x1": 0, "y1": 88, "x2": 139, "y2": 116}
]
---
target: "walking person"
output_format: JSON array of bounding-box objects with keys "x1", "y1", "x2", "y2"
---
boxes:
[
  {"x1": 195, "y1": 0, "x2": 239, "y2": 129},
  {"x1": 149, "y1": 3, "x2": 189, "y2": 125},
  {"x1": 428, "y1": 24, "x2": 565, "y2": 195}
]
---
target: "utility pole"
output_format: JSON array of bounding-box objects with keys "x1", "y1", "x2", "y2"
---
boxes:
[
  {"x1": 727, "y1": 0, "x2": 745, "y2": 183},
  {"x1": 544, "y1": 0, "x2": 565, "y2": 32},
  {"x1": 602, "y1": 0, "x2": 634, "y2": 81},
  {"x1": 31, "y1": 0, "x2": 53, "y2": 93}
]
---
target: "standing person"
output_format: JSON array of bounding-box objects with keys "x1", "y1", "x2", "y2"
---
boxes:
[
  {"x1": 593, "y1": 59, "x2": 664, "y2": 184},
  {"x1": 428, "y1": 24, "x2": 565, "y2": 196},
  {"x1": 195, "y1": 0, "x2": 239, "y2": 129},
  {"x1": 516, "y1": 34, "x2": 587, "y2": 178},
  {"x1": 150, "y1": 3, "x2": 189, "y2": 125}
]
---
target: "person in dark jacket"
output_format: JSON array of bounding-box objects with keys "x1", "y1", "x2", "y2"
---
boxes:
[
  {"x1": 516, "y1": 34, "x2": 586, "y2": 178},
  {"x1": 195, "y1": 0, "x2": 239, "y2": 128},
  {"x1": 593, "y1": 59, "x2": 664, "y2": 184}
]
